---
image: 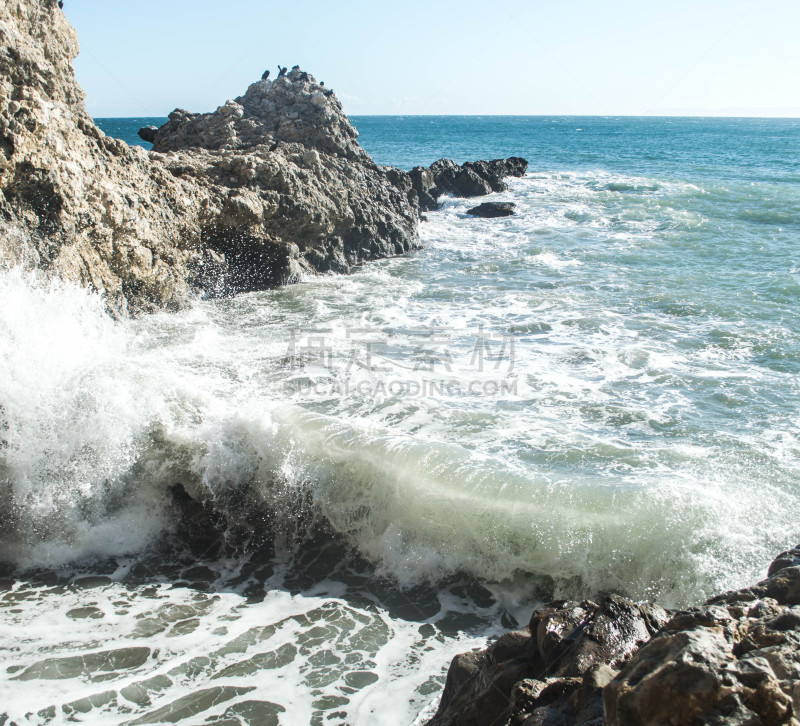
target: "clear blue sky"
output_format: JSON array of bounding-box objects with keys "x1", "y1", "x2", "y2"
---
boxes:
[{"x1": 67, "y1": 0, "x2": 800, "y2": 118}]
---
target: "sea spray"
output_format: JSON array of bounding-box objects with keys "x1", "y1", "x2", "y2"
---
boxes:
[{"x1": 2, "y1": 118, "x2": 800, "y2": 722}]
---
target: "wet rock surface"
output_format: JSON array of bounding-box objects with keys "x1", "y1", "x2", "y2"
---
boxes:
[
  {"x1": 466, "y1": 202, "x2": 516, "y2": 218},
  {"x1": 428, "y1": 545, "x2": 800, "y2": 726},
  {"x1": 429, "y1": 596, "x2": 668, "y2": 725}
]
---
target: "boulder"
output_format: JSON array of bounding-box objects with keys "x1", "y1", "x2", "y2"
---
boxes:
[
  {"x1": 137, "y1": 126, "x2": 158, "y2": 144},
  {"x1": 429, "y1": 546, "x2": 800, "y2": 726},
  {"x1": 606, "y1": 546, "x2": 800, "y2": 726},
  {"x1": 466, "y1": 202, "x2": 516, "y2": 218},
  {"x1": 427, "y1": 595, "x2": 668, "y2": 725}
]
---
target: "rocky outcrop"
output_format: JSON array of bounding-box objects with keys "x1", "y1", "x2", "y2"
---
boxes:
[
  {"x1": 149, "y1": 66, "x2": 368, "y2": 163},
  {"x1": 0, "y1": 0, "x2": 209, "y2": 315},
  {"x1": 467, "y1": 202, "x2": 516, "y2": 218},
  {"x1": 141, "y1": 66, "x2": 420, "y2": 294},
  {"x1": 0, "y1": 0, "x2": 527, "y2": 314},
  {"x1": 0, "y1": 3, "x2": 419, "y2": 313},
  {"x1": 605, "y1": 545, "x2": 800, "y2": 726},
  {"x1": 410, "y1": 157, "x2": 528, "y2": 212},
  {"x1": 429, "y1": 545, "x2": 800, "y2": 726},
  {"x1": 428, "y1": 596, "x2": 669, "y2": 726}
]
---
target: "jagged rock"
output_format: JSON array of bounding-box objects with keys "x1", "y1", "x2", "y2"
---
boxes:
[
  {"x1": 0, "y1": 0, "x2": 527, "y2": 314},
  {"x1": 0, "y1": 0, "x2": 210, "y2": 315},
  {"x1": 137, "y1": 125, "x2": 158, "y2": 143},
  {"x1": 466, "y1": 202, "x2": 516, "y2": 218},
  {"x1": 0, "y1": 0, "x2": 420, "y2": 312},
  {"x1": 151, "y1": 137, "x2": 420, "y2": 294},
  {"x1": 149, "y1": 66, "x2": 368, "y2": 163},
  {"x1": 427, "y1": 595, "x2": 668, "y2": 726},
  {"x1": 606, "y1": 546, "x2": 800, "y2": 726},
  {"x1": 429, "y1": 547, "x2": 800, "y2": 726},
  {"x1": 409, "y1": 157, "x2": 528, "y2": 211}
]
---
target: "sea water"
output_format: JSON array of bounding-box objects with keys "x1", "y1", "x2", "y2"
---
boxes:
[{"x1": 1, "y1": 116, "x2": 799, "y2": 724}]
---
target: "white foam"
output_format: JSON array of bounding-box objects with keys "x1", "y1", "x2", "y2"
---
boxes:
[{"x1": 2, "y1": 164, "x2": 800, "y2": 722}]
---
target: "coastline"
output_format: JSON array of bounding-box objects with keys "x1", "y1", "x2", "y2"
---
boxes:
[{"x1": 2, "y1": 1, "x2": 800, "y2": 724}]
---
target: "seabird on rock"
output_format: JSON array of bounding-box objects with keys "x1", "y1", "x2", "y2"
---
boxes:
[
  {"x1": 299, "y1": 72, "x2": 309, "y2": 82},
  {"x1": 58, "y1": 0, "x2": 63, "y2": 8},
  {"x1": 261, "y1": 69, "x2": 270, "y2": 80},
  {"x1": 269, "y1": 140, "x2": 280, "y2": 152},
  {"x1": 277, "y1": 65, "x2": 287, "y2": 78}
]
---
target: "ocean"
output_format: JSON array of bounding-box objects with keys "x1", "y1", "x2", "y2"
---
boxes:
[{"x1": 1, "y1": 115, "x2": 799, "y2": 724}]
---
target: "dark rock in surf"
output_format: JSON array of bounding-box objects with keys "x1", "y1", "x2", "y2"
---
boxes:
[
  {"x1": 466, "y1": 201, "x2": 516, "y2": 218},
  {"x1": 409, "y1": 156, "x2": 528, "y2": 212},
  {"x1": 465, "y1": 157, "x2": 528, "y2": 189},
  {"x1": 427, "y1": 595, "x2": 668, "y2": 726},
  {"x1": 137, "y1": 126, "x2": 158, "y2": 144},
  {"x1": 428, "y1": 545, "x2": 800, "y2": 726}
]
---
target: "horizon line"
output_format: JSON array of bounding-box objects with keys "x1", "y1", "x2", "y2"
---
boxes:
[{"x1": 92, "y1": 112, "x2": 800, "y2": 120}]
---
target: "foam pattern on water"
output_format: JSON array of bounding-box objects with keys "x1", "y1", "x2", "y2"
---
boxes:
[
  {"x1": 0, "y1": 563, "x2": 495, "y2": 725},
  {"x1": 2, "y1": 157, "x2": 800, "y2": 722}
]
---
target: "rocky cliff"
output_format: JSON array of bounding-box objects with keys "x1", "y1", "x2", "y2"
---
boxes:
[
  {"x1": 0, "y1": 0, "x2": 211, "y2": 315},
  {"x1": 0, "y1": 1, "x2": 526, "y2": 314},
  {"x1": 428, "y1": 545, "x2": 800, "y2": 726},
  {"x1": 0, "y1": 1, "x2": 420, "y2": 314}
]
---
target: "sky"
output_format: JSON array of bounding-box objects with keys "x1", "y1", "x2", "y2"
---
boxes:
[{"x1": 67, "y1": 0, "x2": 800, "y2": 118}]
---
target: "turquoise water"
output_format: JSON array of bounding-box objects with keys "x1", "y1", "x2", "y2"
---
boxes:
[{"x1": 2, "y1": 116, "x2": 798, "y2": 724}]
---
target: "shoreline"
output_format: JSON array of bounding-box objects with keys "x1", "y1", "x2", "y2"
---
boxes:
[{"x1": 3, "y1": 1, "x2": 800, "y2": 724}]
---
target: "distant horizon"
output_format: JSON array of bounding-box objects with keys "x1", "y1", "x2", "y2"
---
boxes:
[
  {"x1": 68, "y1": 0, "x2": 800, "y2": 118},
  {"x1": 93, "y1": 113, "x2": 800, "y2": 120}
]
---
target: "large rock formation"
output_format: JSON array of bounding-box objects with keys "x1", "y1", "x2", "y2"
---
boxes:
[
  {"x1": 428, "y1": 546, "x2": 800, "y2": 726},
  {"x1": 140, "y1": 66, "x2": 420, "y2": 295},
  {"x1": 0, "y1": 2, "x2": 528, "y2": 315},
  {"x1": 0, "y1": 0, "x2": 209, "y2": 315},
  {"x1": 0, "y1": 4, "x2": 421, "y2": 313}
]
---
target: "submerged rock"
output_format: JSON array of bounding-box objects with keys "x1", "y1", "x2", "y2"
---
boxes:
[
  {"x1": 428, "y1": 546, "x2": 800, "y2": 726},
  {"x1": 466, "y1": 202, "x2": 516, "y2": 218}
]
